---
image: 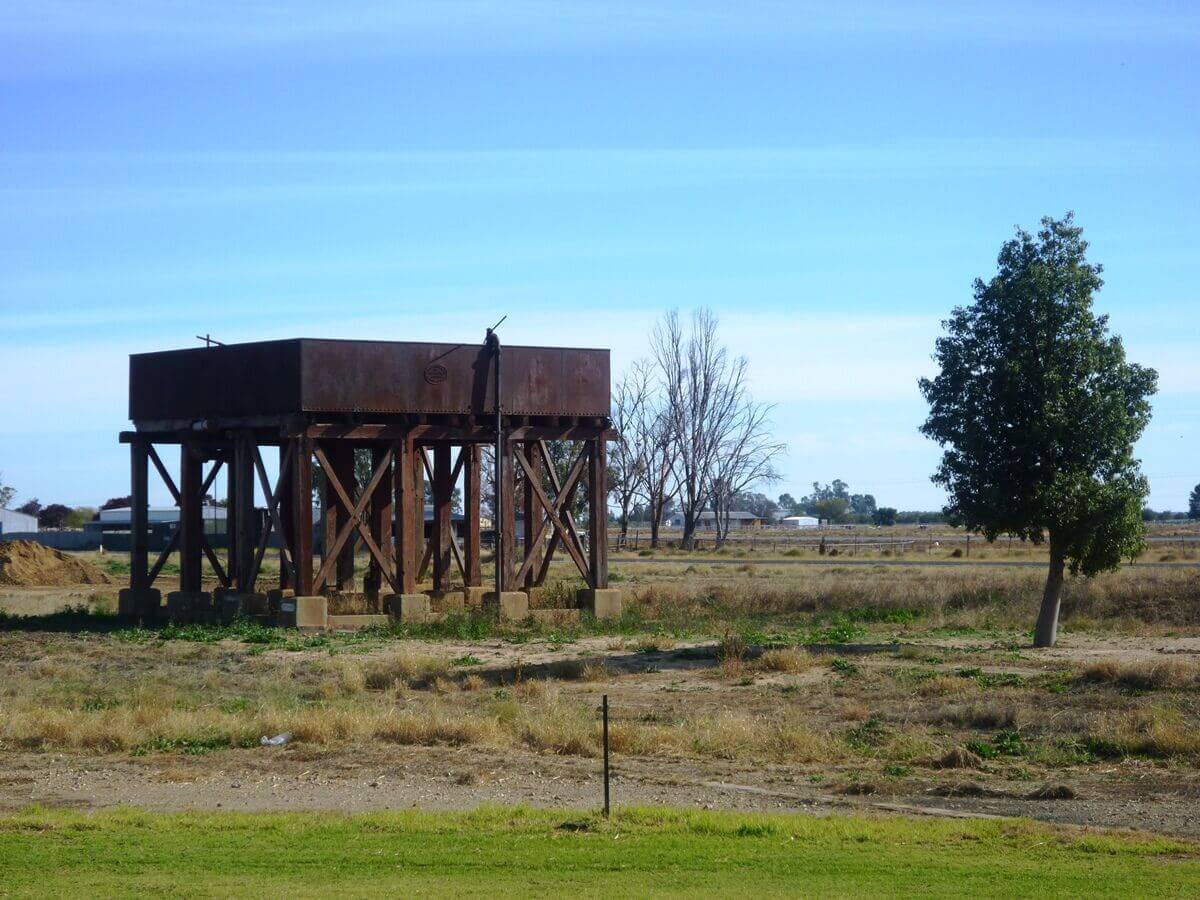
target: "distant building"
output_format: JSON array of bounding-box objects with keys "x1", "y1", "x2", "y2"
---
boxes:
[
  {"x1": 0, "y1": 507, "x2": 39, "y2": 535},
  {"x1": 665, "y1": 510, "x2": 764, "y2": 530},
  {"x1": 781, "y1": 515, "x2": 820, "y2": 529}
]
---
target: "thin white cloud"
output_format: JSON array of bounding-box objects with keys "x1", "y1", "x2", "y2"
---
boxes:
[{"x1": 3, "y1": 1, "x2": 1197, "y2": 47}]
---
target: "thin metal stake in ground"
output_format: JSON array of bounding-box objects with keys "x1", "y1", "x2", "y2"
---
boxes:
[{"x1": 602, "y1": 694, "x2": 611, "y2": 817}]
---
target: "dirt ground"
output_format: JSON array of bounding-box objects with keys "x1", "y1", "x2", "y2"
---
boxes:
[{"x1": 2, "y1": 619, "x2": 1199, "y2": 837}]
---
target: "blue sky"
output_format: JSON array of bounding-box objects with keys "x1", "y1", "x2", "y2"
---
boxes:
[{"x1": 1, "y1": 2, "x2": 1197, "y2": 510}]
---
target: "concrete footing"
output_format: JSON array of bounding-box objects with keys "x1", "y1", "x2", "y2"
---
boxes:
[
  {"x1": 577, "y1": 588, "x2": 624, "y2": 620},
  {"x1": 166, "y1": 591, "x2": 212, "y2": 623},
  {"x1": 384, "y1": 594, "x2": 432, "y2": 623},
  {"x1": 483, "y1": 591, "x2": 529, "y2": 621},
  {"x1": 276, "y1": 595, "x2": 327, "y2": 632},
  {"x1": 118, "y1": 588, "x2": 161, "y2": 620},
  {"x1": 430, "y1": 591, "x2": 465, "y2": 614},
  {"x1": 463, "y1": 586, "x2": 488, "y2": 609},
  {"x1": 218, "y1": 592, "x2": 269, "y2": 623}
]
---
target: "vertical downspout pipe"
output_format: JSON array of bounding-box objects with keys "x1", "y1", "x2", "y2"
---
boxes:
[{"x1": 486, "y1": 328, "x2": 502, "y2": 600}]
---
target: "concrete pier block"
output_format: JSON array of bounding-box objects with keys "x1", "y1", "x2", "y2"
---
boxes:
[
  {"x1": 218, "y1": 592, "x2": 268, "y2": 624},
  {"x1": 482, "y1": 591, "x2": 530, "y2": 622},
  {"x1": 118, "y1": 588, "x2": 161, "y2": 620},
  {"x1": 277, "y1": 595, "x2": 327, "y2": 632},
  {"x1": 430, "y1": 590, "x2": 465, "y2": 614},
  {"x1": 577, "y1": 588, "x2": 624, "y2": 620},
  {"x1": 463, "y1": 586, "x2": 488, "y2": 609},
  {"x1": 166, "y1": 591, "x2": 211, "y2": 623},
  {"x1": 384, "y1": 594, "x2": 431, "y2": 623}
]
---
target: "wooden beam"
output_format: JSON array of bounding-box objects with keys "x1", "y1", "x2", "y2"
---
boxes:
[
  {"x1": 248, "y1": 442, "x2": 295, "y2": 590},
  {"x1": 393, "y1": 437, "x2": 415, "y2": 594},
  {"x1": 515, "y1": 446, "x2": 591, "y2": 584},
  {"x1": 178, "y1": 442, "x2": 203, "y2": 592},
  {"x1": 279, "y1": 444, "x2": 295, "y2": 591},
  {"x1": 537, "y1": 440, "x2": 591, "y2": 577},
  {"x1": 499, "y1": 431, "x2": 517, "y2": 591},
  {"x1": 319, "y1": 441, "x2": 357, "y2": 592},
  {"x1": 312, "y1": 446, "x2": 396, "y2": 594},
  {"x1": 588, "y1": 437, "x2": 608, "y2": 589},
  {"x1": 365, "y1": 444, "x2": 394, "y2": 596},
  {"x1": 432, "y1": 443, "x2": 453, "y2": 593},
  {"x1": 522, "y1": 440, "x2": 542, "y2": 589},
  {"x1": 233, "y1": 435, "x2": 255, "y2": 592},
  {"x1": 226, "y1": 443, "x2": 239, "y2": 586},
  {"x1": 463, "y1": 444, "x2": 482, "y2": 587},
  {"x1": 410, "y1": 437, "x2": 425, "y2": 591},
  {"x1": 292, "y1": 437, "x2": 315, "y2": 595},
  {"x1": 294, "y1": 423, "x2": 618, "y2": 442}
]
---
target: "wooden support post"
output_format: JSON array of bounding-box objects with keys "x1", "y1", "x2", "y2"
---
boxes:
[
  {"x1": 225, "y1": 443, "x2": 238, "y2": 586},
  {"x1": 178, "y1": 442, "x2": 203, "y2": 592},
  {"x1": 588, "y1": 437, "x2": 608, "y2": 589},
  {"x1": 233, "y1": 435, "x2": 255, "y2": 591},
  {"x1": 366, "y1": 444, "x2": 393, "y2": 595},
  {"x1": 321, "y1": 442, "x2": 357, "y2": 593},
  {"x1": 292, "y1": 437, "x2": 314, "y2": 595},
  {"x1": 432, "y1": 442, "x2": 453, "y2": 592},
  {"x1": 522, "y1": 440, "x2": 542, "y2": 589},
  {"x1": 500, "y1": 432, "x2": 517, "y2": 591},
  {"x1": 410, "y1": 440, "x2": 426, "y2": 590},
  {"x1": 129, "y1": 440, "x2": 150, "y2": 596},
  {"x1": 279, "y1": 443, "x2": 295, "y2": 590},
  {"x1": 463, "y1": 444, "x2": 482, "y2": 587},
  {"x1": 393, "y1": 437, "x2": 416, "y2": 594}
]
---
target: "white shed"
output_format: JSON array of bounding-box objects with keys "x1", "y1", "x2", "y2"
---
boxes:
[
  {"x1": 781, "y1": 515, "x2": 819, "y2": 529},
  {"x1": 0, "y1": 507, "x2": 39, "y2": 535}
]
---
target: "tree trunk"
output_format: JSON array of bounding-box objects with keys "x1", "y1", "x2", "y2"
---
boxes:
[
  {"x1": 649, "y1": 505, "x2": 661, "y2": 549},
  {"x1": 681, "y1": 511, "x2": 696, "y2": 551},
  {"x1": 1035, "y1": 535, "x2": 1066, "y2": 648}
]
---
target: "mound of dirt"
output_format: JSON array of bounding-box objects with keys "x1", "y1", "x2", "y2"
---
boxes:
[{"x1": 0, "y1": 541, "x2": 113, "y2": 587}]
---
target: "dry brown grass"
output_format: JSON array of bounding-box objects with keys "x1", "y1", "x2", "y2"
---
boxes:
[
  {"x1": 579, "y1": 661, "x2": 611, "y2": 682},
  {"x1": 1079, "y1": 658, "x2": 1200, "y2": 691},
  {"x1": 758, "y1": 648, "x2": 816, "y2": 674},
  {"x1": 461, "y1": 674, "x2": 486, "y2": 692},
  {"x1": 917, "y1": 676, "x2": 978, "y2": 698},
  {"x1": 361, "y1": 652, "x2": 451, "y2": 691},
  {"x1": 623, "y1": 565, "x2": 1200, "y2": 630},
  {"x1": 1088, "y1": 706, "x2": 1200, "y2": 761},
  {"x1": 931, "y1": 697, "x2": 1026, "y2": 730}
]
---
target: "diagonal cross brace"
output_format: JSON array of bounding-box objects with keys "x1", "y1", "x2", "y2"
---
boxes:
[
  {"x1": 312, "y1": 445, "x2": 396, "y2": 593},
  {"x1": 247, "y1": 442, "x2": 295, "y2": 590},
  {"x1": 514, "y1": 446, "x2": 592, "y2": 586},
  {"x1": 146, "y1": 452, "x2": 227, "y2": 588}
]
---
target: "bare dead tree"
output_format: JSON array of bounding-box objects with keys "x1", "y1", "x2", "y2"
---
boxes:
[
  {"x1": 653, "y1": 308, "x2": 746, "y2": 550},
  {"x1": 609, "y1": 359, "x2": 653, "y2": 540},
  {"x1": 635, "y1": 397, "x2": 677, "y2": 549},
  {"x1": 708, "y1": 399, "x2": 786, "y2": 547}
]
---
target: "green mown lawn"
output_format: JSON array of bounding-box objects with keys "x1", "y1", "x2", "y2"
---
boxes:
[{"x1": 0, "y1": 806, "x2": 1195, "y2": 898}]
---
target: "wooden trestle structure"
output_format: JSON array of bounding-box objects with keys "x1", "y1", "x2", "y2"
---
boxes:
[{"x1": 119, "y1": 338, "x2": 613, "y2": 619}]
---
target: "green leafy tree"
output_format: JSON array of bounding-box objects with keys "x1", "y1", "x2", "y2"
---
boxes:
[
  {"x1": 0, "y1": 472, "x2": 15, "y2": 510},
  {"x1": 66, "y1": 506, "x2": 97, "y2": 528},
  {"x1": 37, "y1": 503, "x2": 73, "y2": 529},
  {"x1": 813, "y1": 496, "x2": 849, "y2": 523},
  {"x1": 920, "y1": 213, "x2": 1157, "y2": 647},
  {"x1": 872, "y1": 507, "x2": 898, "y2": 527},
  {"x1": 1190, "y1": 484, "x2": 1200, "y2": 520}
]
